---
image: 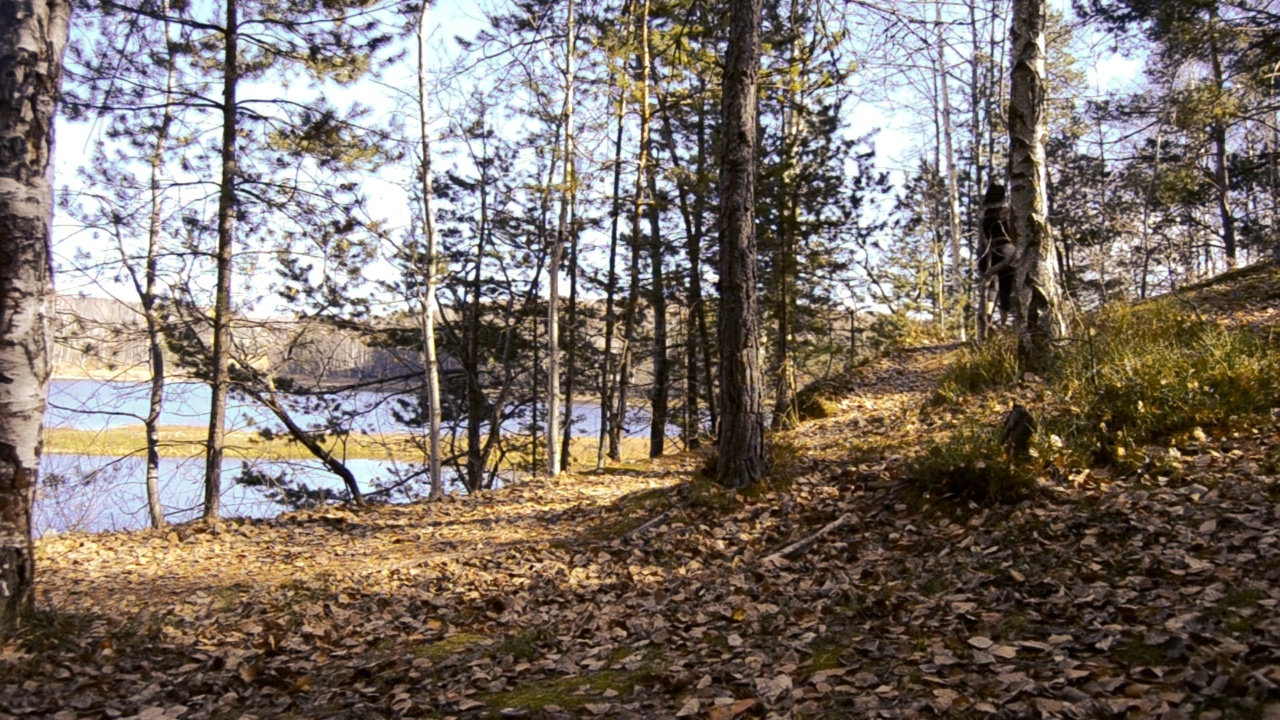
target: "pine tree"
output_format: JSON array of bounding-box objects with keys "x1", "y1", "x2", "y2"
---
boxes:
[{"x1": 716, "y1": 0, "x2": 766, "y2": 489}]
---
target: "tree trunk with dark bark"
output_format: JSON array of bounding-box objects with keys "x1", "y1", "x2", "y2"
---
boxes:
[
  {"x1": 204, "y1": 0, "x2": 239, "y2": 521},
  {"x1": 715, "y1": 0, "x2": 766, "y2": 489},
  {"x1": 139, "y1": 4, "x2": 175, "y2": 528},
  {"x1": 559, "y1": 208, "x2": 579, "y2": 471},
  {"x1": 643, "y1": 5, "x2": 667, "y2": 458},
  {"x1": 598, "y1": 89, "x2": 626, "y2": 469}
]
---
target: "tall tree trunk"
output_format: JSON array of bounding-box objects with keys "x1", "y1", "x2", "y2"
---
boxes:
[
  {"x1": 616, "y1": 4, "x2": 651, "y2": 464},
  {"x1": 771, "y1": 0, "x2": 800, "y2": 432},
  {"x1": 466, "y1": 133, "x2": 490, "y2": 491},
  {"x1": 140, "y1": 4, "x2": 176, "y2": 528},
  {"x1": 647, "y1": 144, "x2": 667, "y2": 458},
  {"x1": 416, "y1": 6, "x2": 444, "y2": 499},
  {"x1": 936, "y1": 0, "x2": 966, "y2": 342},
  {"x1": 655, "y1": 92, "x2": 703, "y2": 448},
  {"x1": 559, "y1": 202, "x2": 579, "y2": 471},
  {"x1": 1208, "y1": 23, "x2": 1236, "y2": 269},
  {"x1": 693, "y1": 86, "x2": 717, "y2": 436},
  {"x1": 598, "y1": 89, "x2": 626, "y2": 470},
  {"x1": 0, "y1": 0, "x2": 69, "y2": 633},
  {"x1": 638, "y1": 0, "x2": 666, "y2": 458},
  {"x1": 1271, "y1": 74, "x2": 1278, "y2": 252},
  {"x1": 968, "y1": 0, "x2": 987, "y2": 343},
  {"x1": 716, "y1": 0, "x2": 766, "y2": 489},
  {"x1": 530, "y1": 299, "x2": 540, "y2": 473},
  {"x1": 1008, "y1": 0, "x2": 1064, "y2": 371},
  {"x1": 547, "y1": 0, "x2": 575, "y2": 477},
  {"x1": 204, "y1": 0, "x2": 239, "y2": 521}
]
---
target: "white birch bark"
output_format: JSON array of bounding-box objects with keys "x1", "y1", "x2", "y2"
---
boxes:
[
  {"x1": 547, "y1": 0, "x2": 575, "y2": 478},
  {"x1": 1008, "y1": 0, "x2": 1064, "y2": 371},
  {"x1": 417, "y1": 3, "x2": 444, "y2": 498},
  {"x1": 0, "y1": 0, "x2": 70, "y2": 632},
  {"x1": 936, "y1": 0, "x2": 966, "y2": 342}
]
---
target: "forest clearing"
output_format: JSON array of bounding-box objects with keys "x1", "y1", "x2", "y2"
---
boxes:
[
  {"x1": 3, "y1": 0, "x2": 1280, "y2": 716},
  {"x1": 5, "y1": 264, "x2": 1280, "y2": 719}
]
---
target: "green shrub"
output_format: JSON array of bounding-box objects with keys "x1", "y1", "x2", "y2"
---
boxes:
[
  {"x1": 907, "y1": 427, "x2": 1037, "y2": 504},
  {"x1": 932, "y1": 332, "x2": 1020, "y2": 404},
  {"x1": 931, "y1": 301, "x2": 1280, "y2": 473},
  {"x1": 1052, "y1": 302, "x2": 1280, "y2": 449}
]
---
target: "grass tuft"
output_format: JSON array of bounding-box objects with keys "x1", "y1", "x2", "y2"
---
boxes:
[
  {"x1": 931, "y1": 332, "x2": 1020, "y2": 405},
  {"x1": 931, "y1": 300, "x2": 1280, "y2": 478},
  {"x1": 906, "y1": 427, "x2": 1038, "y2": 504},
  {"x1": 1053, "y1": 302, "x2": 1280, "y2": 451}
]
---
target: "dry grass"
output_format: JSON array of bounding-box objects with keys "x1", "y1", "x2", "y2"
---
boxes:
[{"x1": 43, "y1": 425, "x2": 658, "y2": 467}]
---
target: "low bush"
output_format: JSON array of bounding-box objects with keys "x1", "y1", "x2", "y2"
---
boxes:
[
  {"x1": 907, "y1": 427, "x2": 1038, "y2": 504},
  {"x1": 931, "y1": 331, "x2": 1020, "y2": 405}
]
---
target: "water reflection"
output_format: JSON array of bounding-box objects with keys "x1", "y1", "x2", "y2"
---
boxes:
[{"x1": 39, "y1": 379, "x2": 679, "y2": 535}]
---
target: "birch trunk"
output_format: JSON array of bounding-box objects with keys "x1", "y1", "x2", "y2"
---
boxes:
[
  {"x1": 1008, "y1": 0, "x2": 1064, "y2": 371},
  {"x1": 417, "y1": 5, "x2": 443, "y2": 498},
  {"x1": 0, "y1": 0, "x2": 69, "y2": 632},
  {"x1": 936, "y1": 0, "x2": 966, "y2": 342},
  {"x1": 716, "y1": 0, "x2": 766, "y2": 489},
  {"x1": 1208, "y1": 22, "x2": 1236, "y2": 269},
  {"x1": 140, "y1": 4, "x2": 176, "y2": 528},
  {"x1": 968, "y1": 0, "x2": 987, "y2": 343},
  {"x1": 547, "y1": 0, "x2": 575, "y2": 477}
]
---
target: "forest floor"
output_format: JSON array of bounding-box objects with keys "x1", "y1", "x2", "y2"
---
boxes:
[{"x1": 6, "y1": 266, "x2": 1280, "y2": 720}]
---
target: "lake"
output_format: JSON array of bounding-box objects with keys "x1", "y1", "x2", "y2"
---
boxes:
[{"x1": 38, "y1": 378, "x2": 675, "y2": 535}]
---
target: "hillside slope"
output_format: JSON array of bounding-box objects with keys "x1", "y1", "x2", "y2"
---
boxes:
[{"x1": 6, "y1": 266, "x2": 1280, "y2": 720}]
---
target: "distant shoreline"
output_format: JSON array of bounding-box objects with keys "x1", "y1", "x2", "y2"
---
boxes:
[{"x1": 43, "y1": 425, "x2": 655, "y2": 464}]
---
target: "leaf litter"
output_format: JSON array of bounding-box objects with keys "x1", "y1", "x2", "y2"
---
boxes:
[{"x1": 6, "y1": 308, "x2": 1280, "y2": 719}]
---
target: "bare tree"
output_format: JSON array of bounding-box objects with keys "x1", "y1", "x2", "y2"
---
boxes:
[{"x1": 0, "y1": 0, "x2": 70, "y2": 632}]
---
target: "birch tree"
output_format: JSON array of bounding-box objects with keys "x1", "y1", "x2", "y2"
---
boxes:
[
  {"x1": 1008, "y1": 0, "x2": 1065, "y2": 370},
  {"x1": 417, "y1": 1, "x2": 444, "y2": 498},
  {"x1": 0, "y1": 0, "x2": 70, "y2": 633}
]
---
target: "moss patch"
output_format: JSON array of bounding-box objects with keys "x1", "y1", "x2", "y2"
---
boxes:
[
  {"x1": 413, "y1": 632, "x2": 485, "y2": 662},
  {"x1": 482, "y1": 670, "x2": 645, "y2": 712}
]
